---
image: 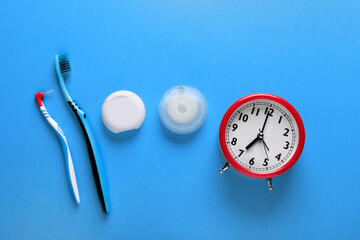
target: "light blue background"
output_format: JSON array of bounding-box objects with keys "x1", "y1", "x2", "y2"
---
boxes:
[{"x1": 0, "y1": 0, "x2": 359, "y2": 239}]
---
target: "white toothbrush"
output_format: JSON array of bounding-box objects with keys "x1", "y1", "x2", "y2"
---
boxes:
[{"x1": 35, "y1": 90, "x2": 80, "y2": 204}]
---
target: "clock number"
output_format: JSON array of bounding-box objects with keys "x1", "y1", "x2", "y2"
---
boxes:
[
  {"x1": 283, "y1": 128, "x2": 289, "y2": 137},
  {"x1": 278, "y1": 116, "x2": 283, "y2": 124},
  {"x1": 231, "y1": 138, "x2": 237, "y2": 145},
  {"x1": 275, "y1": 153, "x2": 281, "y2": 161},
  {"x1": 232, "y1": 123, "x2": 238, "y2": 131},
  {"x1": 264, "y1": 107, "x2": 274, "y2": 117},
  {"x1": 249, "y1": 158, "x2": 255, "y2": 165},
  {"x1": 251, "y1": 107, "x2": 260, "y2": 116},
  {"x1": 238, "y1": 113, "x2": 249, "y2": 122},
  {"x1": 238, "y1": 149, "x2": 244, "y2": 158},
  {"x1": 284, "y1": 141, "x2": 290, "y2": 149},
  {"x1": 263, "y1": 158, "x2": 269, "y2": 166},
  {"x1": 243, "y1": 114, "x2": 249, "y2": 122}
]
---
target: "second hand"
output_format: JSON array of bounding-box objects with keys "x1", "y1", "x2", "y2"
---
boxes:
[{"x1": 262, "y1": 140, "x2": 269, "y2": 159}]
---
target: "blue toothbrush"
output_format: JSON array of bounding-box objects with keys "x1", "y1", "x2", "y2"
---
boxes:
[{"x1": 55, "y1": 54, "x2": 111, "y2": 213}]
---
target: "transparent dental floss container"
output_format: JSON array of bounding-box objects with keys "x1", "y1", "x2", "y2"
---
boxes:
[{"x1": 158, "y1": 86, "x2": 207, "y2": 134}]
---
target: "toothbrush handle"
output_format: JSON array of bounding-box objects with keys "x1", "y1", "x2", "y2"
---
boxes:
[
  {"x1": 40, "y1": 106, "x2": 80, "y2": 204},
  {"x1": 68, "y1": 101, "x2": 111, "y2": 213}
]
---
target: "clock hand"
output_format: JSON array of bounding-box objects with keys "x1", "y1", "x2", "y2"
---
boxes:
[
  {"x1": 257, "y1": 128, "x2": 270, "y2": 151},
  {"x1": 246, "y1": 120, "x2": 272, "y2": 151},
  {"x1": 262, "y1": 140, "x2": 269, "y2": 159},
  {"x1": 262, "y1": 139, "x2": 270, "y2": 152},
  {"x1": 261, "y1": 112, "x2": 270, "y2": 133},
  {"x1": 256, "y1": 128, "x2": 270, "y2": 151},
  {"x1": 260, "y1": 131, "x2": 271, "y2": 193},
  {"x1": 245, "y1": 135, "x2": 260, "y2": 150}
]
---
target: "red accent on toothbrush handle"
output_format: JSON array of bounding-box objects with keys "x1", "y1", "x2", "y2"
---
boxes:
[{"x1": 35, "y1": 92, "x2": 45, "y2": 107}]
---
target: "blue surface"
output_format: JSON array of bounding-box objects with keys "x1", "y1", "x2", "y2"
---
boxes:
[{"x1": 0, "y1": 0, "x2": 359, "y2": 239}]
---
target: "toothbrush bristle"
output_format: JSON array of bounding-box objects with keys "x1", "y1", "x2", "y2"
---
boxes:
[{"x1": 58, "y1": 54, "x2": 71, "y2": 74}]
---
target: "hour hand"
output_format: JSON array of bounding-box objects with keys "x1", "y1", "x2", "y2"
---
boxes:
[{"x1": 245, "y1": 136, "x2": 260, "y2": 150}]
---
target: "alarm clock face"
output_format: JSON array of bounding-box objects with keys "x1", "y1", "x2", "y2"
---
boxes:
[{"x1": 219, "y1": 94, "x2": 305, "y2": 178}]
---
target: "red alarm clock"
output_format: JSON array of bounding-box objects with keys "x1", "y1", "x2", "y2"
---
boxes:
[{"x1": 218, "y1": 93, "x2": 305, "y2": 190}]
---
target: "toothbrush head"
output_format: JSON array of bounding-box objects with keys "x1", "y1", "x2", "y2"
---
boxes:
[
  {"x1": 55, "y1": 54, "x2": 73, "y2": 101},
  {"x1": 57, "y1": 54, "x2": 71, "y2": 75},
  {"x1": 35, "y1": 90, "x2": 54, "y2": 107}
]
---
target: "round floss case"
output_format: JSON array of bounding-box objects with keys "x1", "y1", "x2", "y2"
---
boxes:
[
  {"x1": 159, "y1": 85, "x2": 207, "y2": 134},
  {"x1": 101, "y1": 91, "x2": 145, "y2": 133}
]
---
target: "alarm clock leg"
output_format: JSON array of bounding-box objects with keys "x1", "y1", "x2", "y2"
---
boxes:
[
  {"x1": 266, "y1": 178, "x2": 273, "y2": 191},
  {"x1": 219, "y1": 162, "x2": 230, "y2": 173}
]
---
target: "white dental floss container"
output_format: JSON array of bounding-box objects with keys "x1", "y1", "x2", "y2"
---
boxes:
[{"x1": 101, "y1": 91, "x2": 145, "y2": 133}]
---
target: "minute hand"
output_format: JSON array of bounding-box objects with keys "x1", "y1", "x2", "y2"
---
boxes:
[{"x1": 261, "y1": 112, "x2": 270, "y2": 133}]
